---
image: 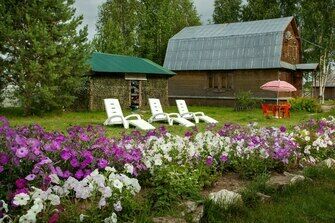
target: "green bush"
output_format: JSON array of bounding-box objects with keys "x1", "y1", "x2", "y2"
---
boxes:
[
  {"x1": 149, "y1": 164, "x2": 202, "y2": 210},
  {"x1": 234, "y1": 91, "x2": 261, "y2": 111},
  {"x1": 288, "y1": 97, "x2": 321, "y2": 112}
]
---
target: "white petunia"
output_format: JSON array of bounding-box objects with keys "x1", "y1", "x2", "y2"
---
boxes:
[
  {"x1": 98, "y1": 197, "x2": 106, "y2": 209},
  {"x1": 154, "y1": 157, "x2": 162, "y2": 166},
  {"x1": 13, "y1": 193, "x2": 30, "y2": 206},
  {"x1": 99, "y1": 186, "x2": 112, "y2": 198},
  {"x1": 48, "y1": 194, "x2": 60, "y2": 206},
  {"x1": 79, "y1": 214, "x2": 87, "y2": 222},
  {"x1": 105, "y1": 167, "x2": 116, "y2": 172},
  {"x1": 19, "y1": 213, "x2": 36, "y2": 223},
  {"x1": 1, "y1": 200, "x2": 8, "y2": 212},
  {"x1": 113, "y1": 179, "x2": 123, "y2": 191},
  {"x1": 124, "y1": 163, "x2": 134, "y2": 175},
  {"x1": 49, "y1": 174, "x2": 60, "y2": 185},
  {"x1": 103, "y1": 213, "x2": 117, "y2": 223},
  {"x1": 113, "y1": 201, "x2": 122, "y2": 212}
]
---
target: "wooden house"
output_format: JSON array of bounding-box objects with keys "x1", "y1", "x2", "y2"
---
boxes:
[
  {"x1": 88, "y1": 52, "x2": 175, "y2": 111},
  {"x1": 164, "y1": 17, "x2": 318, "y2": 106}
]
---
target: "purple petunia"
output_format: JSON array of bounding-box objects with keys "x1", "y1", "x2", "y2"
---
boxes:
[
  {"x1": 25, "y1": 174, "x2": 36, "y2": 181},
  {"x1": 75, "y1": 169, "x2": 84, "y2": 180},
  {"x1": 60, "y1": 150, "x2": 72, "y2": 161},
  {"x1": 220, "y1": 154, "x2": 229, "y2": 163},
  {"x1": 97, "y1": 158, "x2": 108, "y2": 169},
  {"x1": 15, "y1": 147, "x2": 29, "y2": 158},
  {"x1": 70, "y1": 158, "x2": 80, "y2": 168},
  {"x1": 15, "y1": 178, "x2": 27, "y2": 189},
  {"x1": 280, "y1": 126, "x2": 287, "y2": 132},
  {"x1": 0, "y1": 153, "x2": 9, "y2": 165},
  {"x1": 205, "y1": 156, "x2": 214, "y2": 166}
]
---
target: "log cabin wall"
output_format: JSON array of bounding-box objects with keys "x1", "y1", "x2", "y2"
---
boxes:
[
  {"x1": 281, "y1": 21, "x2": 301, "y2": 65},
  {"x1": 89, "y1": 74, "x2": 169, "y2": 111},
  {"x1": 168, "y1": 69, "x2": 297, "y2": 106}
]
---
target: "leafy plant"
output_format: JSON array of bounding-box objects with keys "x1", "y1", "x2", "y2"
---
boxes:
[
  {"x1": 288, "y1": 97, "x2": 321, "y2": 113},
  {"x1": 149, "y1": 164, "x2": 202, "y2": 210},
  {"x1": 234, "y1": 91, "x2": 260, "y2": 111}
]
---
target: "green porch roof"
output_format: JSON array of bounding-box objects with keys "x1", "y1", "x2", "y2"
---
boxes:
[{"x1": 90, "y1": 52, "x2": 175, "y2": 76}]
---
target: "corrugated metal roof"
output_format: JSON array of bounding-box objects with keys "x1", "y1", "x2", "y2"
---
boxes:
[
  {"x1": 313, "y1": 74, "x2": 335, "y2": 87},
  {"x1": 90, "y1": 52, "x2": 175, "y2": 75},
  {"x1": 164, "y1": 17, "x2": 295, "y2": 71},
  {"x1": 296, "y1": 63, "x2": 319, "y2": 70}
]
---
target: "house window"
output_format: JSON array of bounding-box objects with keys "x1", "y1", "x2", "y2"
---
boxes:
[{"x1": 208, "y1": 73, "x2": 233, "y2": 89}]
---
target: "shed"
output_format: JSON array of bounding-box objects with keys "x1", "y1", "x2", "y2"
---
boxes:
[
  {"x1": 89, "y1": 52, "x2": 175, "y2": 110},
  {"x1": 164, "y1": 16, "x2": 318, "y2": 106}
]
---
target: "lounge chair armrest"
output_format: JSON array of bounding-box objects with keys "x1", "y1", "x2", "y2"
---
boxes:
[
  {"x1": 193, "y1": 112, "x2": 205, "y2": 116},
  {"x1": 125, "y1": 114, "x2": 141, "y2": 120},
  {"x1": 180, "y1": 112, "x2": 195, "y2": 117},
  {"x1": 152, "y1": 113, "x2": 169, "y2": 119},
  {"x1": 167, "y1": 113, "x2": 181, "y2": 118},
  {"x1": 180, "y1": 112, "x2": 199, "y2": 124},
  {"x1": 104, "y1": 115, "x2": 129, "y2": 128}
]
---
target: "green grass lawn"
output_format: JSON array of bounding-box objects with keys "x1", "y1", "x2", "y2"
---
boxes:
[
  {"x1": 202, "y1": 167, "x2": 335, "y2": 223},
  {"x1": 1, "y1": 106, "x2": 333, "y2": 137}
]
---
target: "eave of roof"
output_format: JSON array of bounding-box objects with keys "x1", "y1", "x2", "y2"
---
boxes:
[
  {"x1": 296, "y1": 63, "x2": 319, "y2": 71},
  {"x1": 90, "y1": 52, "x2": 175, "y2": 76}
]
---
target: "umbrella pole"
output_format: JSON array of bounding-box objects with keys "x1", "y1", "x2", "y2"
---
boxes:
[{"x1": 277, "y1": 91, "x2": 279, "y2": 105}]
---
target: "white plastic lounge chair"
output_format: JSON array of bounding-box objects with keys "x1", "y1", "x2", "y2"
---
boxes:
[
  {"x1": 176, "y1": 99, "x2": 218, "y2": 124},
  {"x1": 103, "y1": 99, "x2": 155, "y2": 130},
  {"x1": 148, "y1": 98, "x2": 195, "y2": 127}
]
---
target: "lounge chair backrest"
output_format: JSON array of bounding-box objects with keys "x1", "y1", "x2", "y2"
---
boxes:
[
  {"x1": 104, "y1": 98, "x2": 124, "y2": 119},
  {"x1": 176, "y1": 100, "x2": 189, "y2": 114},
  {"x1": 149, "y1": 98, "x2": 165, "y2": 119}
]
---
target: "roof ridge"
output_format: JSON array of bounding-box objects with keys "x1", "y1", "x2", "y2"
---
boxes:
[
  {"x1": 178, "y1": 16, "x2": 293, "y2": 29},
  {"x1": 93, "y1": 52, "x2": 143, "y2": 60}
]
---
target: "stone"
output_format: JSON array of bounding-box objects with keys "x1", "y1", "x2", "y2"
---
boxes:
[
  {"x1": 180, "y1": 200, "x2": 198, "y2": 213},
  {"x1": 256, "y1": 192, "x2": 271, "y2": 203},
  {"x1": 152, "y1": 217, "x2": 186, "y2": 223},
  {"x1": 322, "y1": 158, "x2": 335, "y2": 168},
  {"x1": 267, "y1": 172, "x2": 307, "y2": 189},
  {"x1": 283, "y1": 172, "x2": 306, "y2": 184},
  {"x1": 266, "y1": 174, "x2": 290, "y2": 189},
  {"x1": 209, "y1": 189, "x2": 243, "y2": 208},
  {"x1": 191, "y1": 205, "x2": 204, "y2": 223}
]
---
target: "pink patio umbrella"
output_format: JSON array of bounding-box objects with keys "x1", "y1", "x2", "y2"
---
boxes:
[{"x1": 260, "y1": 80, "x2": 297, "y2": 105}]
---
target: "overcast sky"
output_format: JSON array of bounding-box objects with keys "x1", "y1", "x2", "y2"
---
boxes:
[{"x1": 74, "y1": 0, "x2": 215, "y2": 40}]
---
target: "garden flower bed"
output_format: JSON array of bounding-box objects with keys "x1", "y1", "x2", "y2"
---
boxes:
[{"x1": 0, "y1": 116, "x2": 334, "y2": 222}]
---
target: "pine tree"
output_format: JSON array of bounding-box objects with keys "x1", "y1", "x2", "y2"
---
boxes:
[
  {"x1": 213, "y1": 0, "x2": 242, "y2": 24},
  {"x1": 0, "y1": 0, "x2": 90, "y2": 115}
]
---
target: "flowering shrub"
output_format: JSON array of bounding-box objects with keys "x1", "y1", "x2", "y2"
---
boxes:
[
  {"x1": 0, "y1": 115, "x2": 334, "y2": 221},
  {"x1": 5, "y1": 168, "x2": 140, "y2": 222},
  {"x1": 293, "y1": 116, "x2": 335, "y2": 165}
]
